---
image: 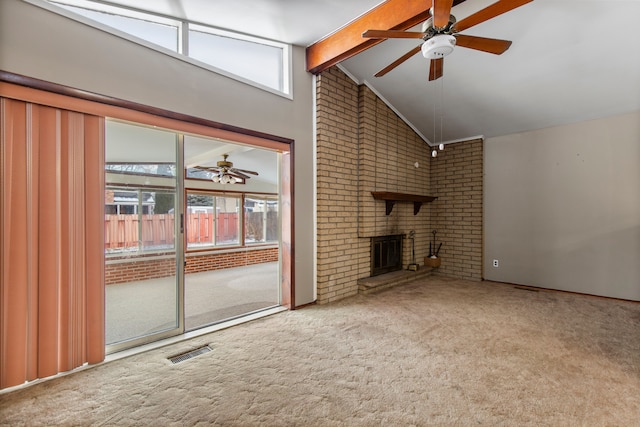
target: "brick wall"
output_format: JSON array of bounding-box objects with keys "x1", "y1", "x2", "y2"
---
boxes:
[
  {"x1": 105, "y1": 247, "x2": 278, "y2": 285},
  {"x1": 316, "y1": 67, "x2": 434, "y2": 304},
  {"x1": 316, "y1": 67, "x2": 364, "y2": 303},
  {"x1": 431, "y1": 139, "x2": 483, "y2": 280},
  {"x1": 358, "y1": 85, "x2": 433, "y2": 256}
]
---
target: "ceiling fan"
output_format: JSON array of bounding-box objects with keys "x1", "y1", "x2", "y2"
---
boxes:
[
  {"x1": 194, "y1": 154, "x2": 258, "y2": 184},
  {"x1": 362, "y1": 0, "x2": 533, "y2": 81}
]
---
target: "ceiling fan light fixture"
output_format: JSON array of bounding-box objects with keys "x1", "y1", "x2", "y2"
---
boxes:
[
  {"x1": 211, "y1": 171, "x2": 236, "y2": 184},
  {"x1": 421, "y1": 35, "x2": 456, "y2": 59},
  {"x1": 198, "y1": 153, "x2": 258, "y2": 185},
  {"x1": 213, "y1": 173, "x2": 235, "y2": 185}
]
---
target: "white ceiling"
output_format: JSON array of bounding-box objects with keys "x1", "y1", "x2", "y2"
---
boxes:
[{"x1": 99, "y1": 0, "x2": 640, "y2": 144}]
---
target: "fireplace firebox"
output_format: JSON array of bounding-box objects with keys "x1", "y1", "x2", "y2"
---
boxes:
[{"x1": 371, "y1": 234, "x2": 403, "y2": 276}]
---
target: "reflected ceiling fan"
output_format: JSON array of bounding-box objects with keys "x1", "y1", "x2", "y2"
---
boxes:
[
  {"x1": 194, "y1": 154, "x2": 258, "y2": 184},
  {"x1": 362, "y1": 0, "x2": 533, "y2": 81}
]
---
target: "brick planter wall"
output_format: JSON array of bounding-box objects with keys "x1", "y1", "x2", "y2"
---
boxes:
[
  {"x1": 105, "y1": 247, "x2": 278, "y2": 285},
  {"x1": 186, "y1": 247, "x2": 278, "y2": 274},
  {"x1": 105, "y1": 256, "x2": 176, "y2": 285}
]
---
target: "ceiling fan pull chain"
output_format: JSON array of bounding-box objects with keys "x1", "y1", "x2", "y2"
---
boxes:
[
  {"x1": 432, "y1": 78, "x2": 438, "y2": 158},
  {"x1": 440, "y1": 74, "x2": 444, "y2": 148}
]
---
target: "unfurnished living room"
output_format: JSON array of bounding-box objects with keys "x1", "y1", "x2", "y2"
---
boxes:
[{"x1": 1, "y1": 0, "x2": 639, "y2": 425}]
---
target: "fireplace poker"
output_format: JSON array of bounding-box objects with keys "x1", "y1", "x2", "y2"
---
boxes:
[
  {"x1": 408, "y1": 230, "x2": 418, "y2": 271},
  {"x1": 432, "y1": 230, "x2": 437, "y2": 257},
  {"x1": 435, "y1": 242, "x2": 443, "y2": 257}
]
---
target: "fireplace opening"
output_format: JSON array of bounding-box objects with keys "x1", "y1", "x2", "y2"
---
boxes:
[{"x1": 371, "y1": 234, "x2": 403, "y2": 276}]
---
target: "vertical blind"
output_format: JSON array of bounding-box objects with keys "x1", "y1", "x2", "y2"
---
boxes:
[{"x1": 0, "y1": 97, "x2": 105, "y2": 389}]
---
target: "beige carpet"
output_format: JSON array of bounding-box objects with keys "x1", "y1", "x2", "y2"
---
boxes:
[{"x1": 1, "y1": 276, "x2": 639, "y2": 426}]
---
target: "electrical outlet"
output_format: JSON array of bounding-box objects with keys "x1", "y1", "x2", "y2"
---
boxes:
[{"x1": 492, "y1": 259, "x2": 499, "y2": 268}]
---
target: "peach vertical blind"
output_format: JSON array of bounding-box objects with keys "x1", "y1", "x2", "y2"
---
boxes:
[{"x1": 0, "y1": 97, "x2": 105, "y2": 389}]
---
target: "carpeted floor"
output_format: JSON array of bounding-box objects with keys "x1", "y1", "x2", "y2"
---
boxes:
[{"x1": 1, "y1": 275, "x2": 639, "y2": 426}]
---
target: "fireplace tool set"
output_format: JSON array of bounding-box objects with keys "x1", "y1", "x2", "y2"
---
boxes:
[
  {"x1": 429, "y1": 230, "x2": 442, "y2": 258},
  {"x1": 408, "y1": 230, "x2": 443, "y2": 270},
  {"x1": 407, "y1": 230, "x2": 418, "y2": 271},
  {"x1": 425, "y1": 230, "x2": 443, "y2": 268}
]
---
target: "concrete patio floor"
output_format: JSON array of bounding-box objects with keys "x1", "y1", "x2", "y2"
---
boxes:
[{"x1": 106, "y1": 261, "x2": 279, "y2": 344}]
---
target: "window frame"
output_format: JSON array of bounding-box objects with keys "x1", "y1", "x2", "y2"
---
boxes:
[
  {"x1": 244, "y1": 194, "x2": 279, "y2": 246},
  {"x1": 104, "y1": 186, "x2": 178, "y2": 257},
  {"x1": 36, "y1": 0, "x2": 293, "y2": 98},
  {"x1": 185, "y1": 190, "x2": 278, "y2": 253},
  {"x1": 187, "y1": 23, "x2": 290, "y2": 95},
  {"x1": 107, "y1": 162, "x2": 177, "y2": 178},
  {"x1": 47, "y1": 0, "x2": 182, "y2": 52},
  {"x1": 186, "y1": 190, "x2": 243, "y2": 251}
]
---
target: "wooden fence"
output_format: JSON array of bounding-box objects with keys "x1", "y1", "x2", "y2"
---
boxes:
[{"x1": 105, "y1": 213, "x2": 239, "y2": 249}]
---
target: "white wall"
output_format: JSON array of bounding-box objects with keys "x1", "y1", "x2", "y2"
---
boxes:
[
  {"x1": 484, "y1": 111, "x2": 640, "y2": 301},
  {"x1": 0, "y1": 0, "x2": 316, "y2": 305}
]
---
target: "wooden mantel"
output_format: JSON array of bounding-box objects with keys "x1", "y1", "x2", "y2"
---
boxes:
[{"x1": 371, "y1": 192, "x2": 437, "y2": 215}]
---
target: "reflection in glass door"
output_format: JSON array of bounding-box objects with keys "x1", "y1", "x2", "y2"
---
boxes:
[{"x1": 104, "y1": 120, "x2": 183, "y2": 352}]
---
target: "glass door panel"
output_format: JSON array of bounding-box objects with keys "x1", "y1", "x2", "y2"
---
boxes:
[
  {"x1": 104, "y1": 121, "x2": 182, "y2": 352},
  {"x1": 183, "y1": 136, "x2": 280, "y2": 331}
]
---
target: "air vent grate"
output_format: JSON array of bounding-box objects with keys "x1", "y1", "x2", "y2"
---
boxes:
[{"x1": 168, "y1": 345, "x2": 212, "y2": 364}]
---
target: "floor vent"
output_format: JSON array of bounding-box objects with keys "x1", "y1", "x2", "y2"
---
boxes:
[
  {"x1": 514, "y1": 286, "x2": 539, "y2": 292},
  {"x1": 168, "y1": 345, "x2": 212, "y2": 364}
]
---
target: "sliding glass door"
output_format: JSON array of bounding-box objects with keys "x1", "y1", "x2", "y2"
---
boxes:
[
  {"x1": 104, "y1": 121, "x2": 284, "y2": 353},
  {"x1": 105, "y1": 120, "x2": 183, "y2": 352}
]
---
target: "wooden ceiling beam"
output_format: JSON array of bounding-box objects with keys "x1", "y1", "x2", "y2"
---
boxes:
[
  {"x1": 306, "y1": 0, "x2": 467, "y2": 75},
  {"x1": 306, "y1": 0, "x2": 432, "y2": 75}
]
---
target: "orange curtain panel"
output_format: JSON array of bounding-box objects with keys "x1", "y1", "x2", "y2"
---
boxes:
[{"x1": 0, "y1": 97, "x2": 105, "y2": 390}]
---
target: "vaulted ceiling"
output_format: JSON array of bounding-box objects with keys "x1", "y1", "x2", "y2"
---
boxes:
[{"x1": 86, "y1": 0, "x2": 640, "y2": 144}]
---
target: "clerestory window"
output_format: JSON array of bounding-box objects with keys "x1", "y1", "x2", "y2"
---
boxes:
[{"x1": 43, "y1": 0, "x2": 291, "y2": 96}]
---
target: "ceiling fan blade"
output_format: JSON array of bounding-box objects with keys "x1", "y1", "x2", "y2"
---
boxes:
[
  {"x1": 232, "y1": 168, "x2": 259, "y2": 176},
  {"x1": 433, "y1": 0, "x2": 454, "y2": 29},
  {"x1": 454, "y1": 34, "x2": 512, "y2": 54},
  {"x1": 375, "y1": 45, "x2": 422, "y2": 77},
  {"x1": 452, "y1": 0, "x2": 533, "y2": 33},
  {"x1": 226, "y1": 171, "x2": 251, "y2": 180},
  {"x1": 362, "y1": 30, "x2": 425, "y2": 39},
  {"x1": 228, "y1": 170, "x2": 251, "y2": 179},
  {"x1": 428, "y1": 58, "x2": 444, "y2": 81},
  {"x1": 193, "y1": 166, "x2": 221, "y2": 173}
]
